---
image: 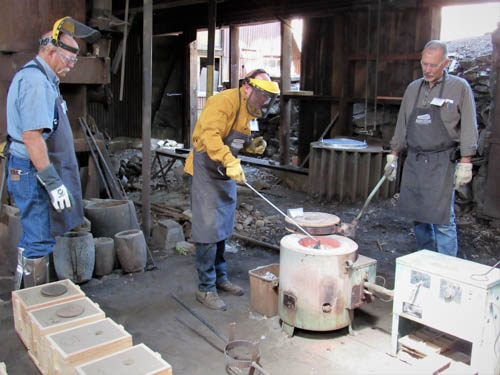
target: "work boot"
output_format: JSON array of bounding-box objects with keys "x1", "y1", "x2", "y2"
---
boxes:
[
  {"x1": 217, "y1": 280, "x2": 244, "y2": 296},
  {"x1": 196, "y1": 290, "x2": 227, "y2": 311}
]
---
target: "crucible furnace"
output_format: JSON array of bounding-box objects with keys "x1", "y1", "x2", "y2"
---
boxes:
[{"x1": 279, "y1": 234, "x2": 376, "y2": 336}]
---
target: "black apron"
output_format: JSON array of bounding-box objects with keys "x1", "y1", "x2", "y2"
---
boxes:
[
  {"x1": 191, "y1": 129, "x2": 250, "y2": 243},
  {"x1": 398, "y1": 76, "x2": 457, "y2": 225},
  {"x1": 32, "y1": 59, "x2": 85, "y2": 235}
]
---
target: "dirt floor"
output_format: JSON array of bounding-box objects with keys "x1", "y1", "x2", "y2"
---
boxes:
[{"x1": 0, "y1": 158, "x2": 499, "y2": 374}]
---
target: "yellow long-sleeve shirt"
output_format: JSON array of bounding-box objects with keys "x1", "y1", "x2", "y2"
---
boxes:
[{"x1": 184, "y1": 87, "x2": 254, "y2": 175}]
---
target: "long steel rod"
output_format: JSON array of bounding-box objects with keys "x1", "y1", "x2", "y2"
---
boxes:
[
  {"x1": 171, "y1": 294, "x2": 228, "y2": 343},
  {"x1": 243, "y1": 181, "x2": 318, "y2": 244},
  {"x1": 81, "y1": 118, "x2": 125, "y2": 199},
  {"x1": 353, "y1": 174, "x2": 386, "y2": 223},
  {"x1": 79, "y1": 118, "x2": 112, "y2": 199}
]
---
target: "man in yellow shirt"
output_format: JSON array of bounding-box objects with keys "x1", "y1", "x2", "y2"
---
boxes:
[{"x1": 185, "y1": 69, "x2": 279, "y2": 310}]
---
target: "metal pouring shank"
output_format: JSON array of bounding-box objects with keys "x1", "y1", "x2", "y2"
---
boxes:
[{"x1": 243, "y1": 181, "x2": 320, "y2": 248}]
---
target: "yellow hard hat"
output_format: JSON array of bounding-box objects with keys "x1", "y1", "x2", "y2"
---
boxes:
[
  {"x1": 248, "y1": 78, "x2": 280, "y2": 95},
  {"x1": 40, "y1": 17, "x2": 100, "y2": 54}
]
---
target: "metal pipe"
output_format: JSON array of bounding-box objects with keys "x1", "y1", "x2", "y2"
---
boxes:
[
  {"x1": 363, "y1": 281, "x2": 394, "y2": 299},
  {"x1": 119, "y1": 0, "x2": 129, "y2": 101},
  {"x1": 232, "y1": 232, "x2": 280, "y2": 252},
  {"x1": 171, "y1": 294, "x2": 228, "y2": 343},
  {"x1": 142, "y1": 0, "x2": 153, "y2": 239}
]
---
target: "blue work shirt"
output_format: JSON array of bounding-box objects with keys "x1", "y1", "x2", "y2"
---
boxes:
[{"x1": 7, "y1": 56, "x2": 60, "y2": 159}]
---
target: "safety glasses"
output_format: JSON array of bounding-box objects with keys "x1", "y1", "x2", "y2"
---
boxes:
[{"x1": 56, "y1": 50, "x2": 78, "y2": 65}]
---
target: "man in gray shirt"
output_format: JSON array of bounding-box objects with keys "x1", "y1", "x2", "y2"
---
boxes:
[{"x1": 385, "y1": 40, "x2": 478, "y2": 257}]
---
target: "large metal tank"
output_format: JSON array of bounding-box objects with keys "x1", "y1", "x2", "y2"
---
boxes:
[{"x1": 279, "y1": 233, "x2": 359, "y2": 334}]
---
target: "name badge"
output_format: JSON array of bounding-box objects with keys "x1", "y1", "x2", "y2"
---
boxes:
[
  {"x1": 430, "y1": 97, "x2": 445, "y2": 107},
  {"x1": 62, "y1": 100, "x2": 68, "y2": 114},
  {"x1": 249, "y1": 119, "x2": 259, "y2": 131},
  {"x1": 416, "y1": 114, "x2": 432, "y2": 125}
]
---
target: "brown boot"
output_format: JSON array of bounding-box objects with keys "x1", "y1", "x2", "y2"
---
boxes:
[
  {"x1": 217, "y1": 280, "x2": 244, "y2": 296},
  {"x1": 195, "y1": 290, "x2": 227, "y2": 310}
]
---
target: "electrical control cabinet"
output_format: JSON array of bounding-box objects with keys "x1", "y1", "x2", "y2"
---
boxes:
[{"x1": 392, "y1": 250, "x2": 500, "y2": 375}]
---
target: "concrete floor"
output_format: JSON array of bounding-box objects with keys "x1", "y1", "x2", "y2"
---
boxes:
[
  {"x1": 1, "y1": 172, "x2": 494, "y2": 374},
  {"x1": 0, "y1": 244, "x2": 415, "y2": 375}
]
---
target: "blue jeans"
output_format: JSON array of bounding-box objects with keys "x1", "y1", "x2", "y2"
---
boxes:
[
  {"x1": 414, "y1": 193, "x2": 458, "y2": 256},
  {"x1": 195, "y1": 240, "x2": 228, "y2": 292},
  {"x1": 7, "y1": 155, "x2": 55, "y2": 258}
]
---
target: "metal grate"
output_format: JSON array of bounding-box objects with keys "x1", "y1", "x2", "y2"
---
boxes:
[{"x1": 308, "y1": 141, "x2": 399, "y2": 202}]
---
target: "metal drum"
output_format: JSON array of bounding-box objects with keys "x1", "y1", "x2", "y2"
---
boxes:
[{"x1": 279, "y1": 233, "x2": 358, "y2": 334}]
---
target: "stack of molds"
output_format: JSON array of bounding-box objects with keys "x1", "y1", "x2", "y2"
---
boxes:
[
  {"x1": 28, "y1": 297, "x2": 105, "y2": 373},
  {"x1": 12, "y1": 280, "x2": 173, "y2": 375},
  {"x1": 11, "y1": 280, "x2": 86, "y2": 350},
  {"x1": 74, "y1": 344, "x2": 173, "y2": 375},
  {"x1": 45, "y1": 318, "x2": 132, "y2": 375}
]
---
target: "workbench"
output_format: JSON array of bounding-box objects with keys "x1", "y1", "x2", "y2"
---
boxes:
[{"x1": 151, "y1": 147, "x2": 308, "y2": 186}]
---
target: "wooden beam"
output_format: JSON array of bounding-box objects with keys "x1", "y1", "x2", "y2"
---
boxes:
[
  {"x1": 348, "y1": 53, "x2": 421, "y2": 61},
  {"x1": 230, "y1": 25, "x2": 240, "y2": 88},
  {"x1": 279, "y1": 19, "x2": 292, "y2": 166},
  {"x1": 206, "y1": 0, "x2": 216, "y2": 98}
]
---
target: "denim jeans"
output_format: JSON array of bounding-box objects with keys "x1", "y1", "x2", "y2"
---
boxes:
[
  {"x1": 195, "y1": 240, "x2": 228, "y2": 292},
  {"x1": 7, "y1": 155, "x2": 55, "y2": 258},
  {"x1": 414, "y1": 192, "x2": 458, "y2": 257}
]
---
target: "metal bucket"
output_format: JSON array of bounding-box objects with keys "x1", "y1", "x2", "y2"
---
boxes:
[
  {"x1": 53, "y1": 231, "x2": 95, "y2": 283},
  {"x1": 279, "y1": 234, "x2": 358, "y2": 332}
]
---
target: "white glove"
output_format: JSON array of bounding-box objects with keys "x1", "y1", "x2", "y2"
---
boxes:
[
  {"x1": 36, "y1": 164, "x2": 73, "y2": 212},
  {"x1": 48, "y1": 185, "x2": 73, "y2": 211},
  {"x1": 384, "y1": 154, "x2": 398, "y2": 181},
  {"x1": 454, "y1": 163, "x2": 472, "y2": 189}
]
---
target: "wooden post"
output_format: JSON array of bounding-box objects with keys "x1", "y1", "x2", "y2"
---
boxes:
[
  {"x1": 206, "y1": 0, "x2": 216, "y2": 98},
  {"x1": 142, "y1": 0, "x2": 152, "y2": 239},
  {"x1": 280, "y1": 19, "x2": 292, "y2": 166},
  {"x1": 185, "y1": 36, "x2": 198, "y2": 147},
  {"x1": 230, "y1": 25, "x2": 240, "y2": 88}
]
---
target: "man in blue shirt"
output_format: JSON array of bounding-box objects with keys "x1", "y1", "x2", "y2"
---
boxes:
[{"x1": 7, "y1": 18, "x2": 97, "y2": 288}]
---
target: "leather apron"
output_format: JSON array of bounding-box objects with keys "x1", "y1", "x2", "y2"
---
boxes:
[
  {"x1": 191, "y1": 129, "x2": 250, "y2": 243},
  {"x1": 33, "y1": 59, "x2": 85, "y2": 236},
  {"x1": 398, "y1": 76, "x2": 457, "y2": 225}
]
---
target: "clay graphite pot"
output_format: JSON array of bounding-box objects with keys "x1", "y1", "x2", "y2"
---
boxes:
[
  {"x1": 93, "y1": 237, "x2": 115, "y2": 276},
  {"x1": 114, "y1": 229, "x2": 147, "y2": 273},
  {"x1": 53, "y1": 231, "x2": 95, "y2": 283}
]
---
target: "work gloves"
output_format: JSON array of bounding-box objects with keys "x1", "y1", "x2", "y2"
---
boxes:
[
  {"x1": 454, "y1": 162, "x2": 473, "y2": 189},
  {"x1": 36, "y1": 164, "x2": 73, "y2": 212},
  {"x1": 225, "y1": 158, "x2": 246, "y2": 183},
  {"x1": 243, "y1": 136, "x2": 267, "y2": 155},
  {"x1": 384, "y1": 154, "x2": 398, "y2": 181}
]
